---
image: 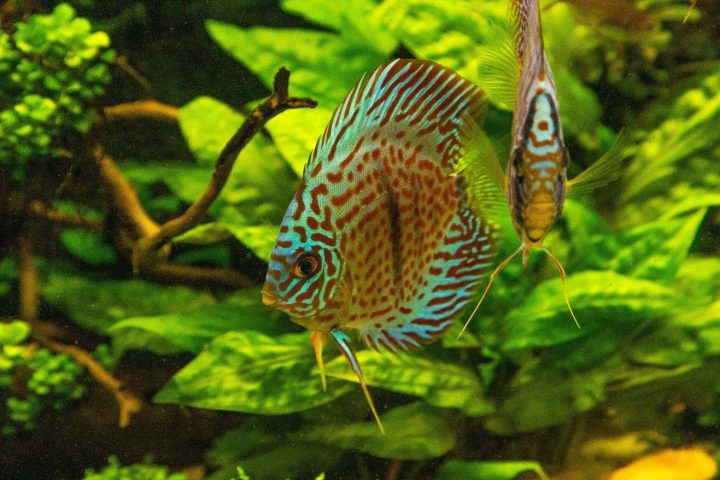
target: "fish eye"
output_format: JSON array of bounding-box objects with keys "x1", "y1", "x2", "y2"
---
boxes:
[{"x1": 293, "y1": 252, "x2": 321, "y2": 278}]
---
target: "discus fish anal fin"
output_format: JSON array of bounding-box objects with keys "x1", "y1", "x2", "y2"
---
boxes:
[
  {"x1": 542, "y1": 247, "x2": 580, "y2": 329},
  {"x1": 331, "y1": 330, "x2": 385, "y2": 434},
  {"x1": 568, "y1": 129, "x2": 632, "y2": 196},
  {"x1": 310, "y1": 331, "x2": 329, "y2": 392},
  {"x1": 458, "y1": 245, "x2": 524, "y2": 338}
]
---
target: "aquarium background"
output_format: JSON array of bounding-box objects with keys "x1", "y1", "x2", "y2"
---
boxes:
[{"x1": 0, "y1": 0, "x2": 719, "y2": 479}]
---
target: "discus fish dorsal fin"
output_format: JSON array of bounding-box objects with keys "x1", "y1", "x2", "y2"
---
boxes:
[
  {"x1": 567, "y1": 129, "x2": 632, "y2": 196},
  {"x1": 331, "y1": 330, "x2": 385, "y2": 434},
  {"x1": 308, "y1": 59, "x2": 489, "y2": 173},
  {"x1": 457, "y1": 118, "x2": 508, "y2": 220}
]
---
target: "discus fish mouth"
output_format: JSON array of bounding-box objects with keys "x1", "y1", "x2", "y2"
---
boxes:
[{"x1": 261, "y1": 285, "x2": 278, "y2": 307}]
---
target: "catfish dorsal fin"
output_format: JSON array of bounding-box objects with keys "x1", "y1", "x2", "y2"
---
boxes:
[{"x1": 308, "y1": 59, "x2": 488, "y2": 173}]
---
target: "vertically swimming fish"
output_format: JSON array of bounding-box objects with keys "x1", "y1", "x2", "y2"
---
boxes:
[
  {"x1": 459, "y1": 0, "x2": 628, "y2": 336},
  {"x1": 262, "y1": 59, "x2": 501, "y2": 431}
]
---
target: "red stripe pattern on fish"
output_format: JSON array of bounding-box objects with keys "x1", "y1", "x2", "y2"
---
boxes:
[{"x1": 262, "y1": 59, "x2": 500, "y2": 431}]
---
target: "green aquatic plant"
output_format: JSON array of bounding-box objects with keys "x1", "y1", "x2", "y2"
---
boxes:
[
  {"x1": 0, "y1": 3, "x2": 114, "y2": 174},
  {"x1": 0, "y1": 321, "x2": 85, "y2": 435},
  {"x1": 0, "y1": 0, "x2": 718, "y2": 478},
  {"x1": 81, "y1": 456, "x2": 186, "y2": 480}
]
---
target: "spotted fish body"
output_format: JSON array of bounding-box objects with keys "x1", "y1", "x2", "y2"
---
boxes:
[
  {"x1": 508, "y1": 0, "x2": 568, "y2": 249},
  {"x1": 262, "y1": 59, "x2": 499, "y2": 429}
]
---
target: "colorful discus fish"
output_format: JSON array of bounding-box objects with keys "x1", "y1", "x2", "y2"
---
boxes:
[
  {"x1": 459, "y1": 0, "x2": 629, "y2": 337},
  {"x1": 262, "y1": 59, "x2": 501, "y2": 432}
]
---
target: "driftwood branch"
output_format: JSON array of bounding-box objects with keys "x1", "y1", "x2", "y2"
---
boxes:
[
  {"x1": 17, "y1": 233, "x2": 142, "y2": 428},
  {"x1": 90, "y1": 145, "x2": 160, "y2": 239},
  {"x1": 34, "y1": 333, "x2": 143, "y2": 428},
  {"x1": 104, "y1": 99, "x2": 179, "y2": 122},
  {"x1": 27, "y1": 200, "x2": 104, "y2": 232},
  {"x1": 133, "y1": 67, "x2": 316, "y2": 262}
]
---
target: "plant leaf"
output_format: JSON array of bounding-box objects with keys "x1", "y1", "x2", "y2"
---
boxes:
[
  {"x1": 154, "y1": 331, "x2": 353, "y2": 414},
  {"x1": 438, "y1": 460, "x2": 548, "y2": 480},
  {"x1": 109, "y1": 288, "x2": 290, "y2": 355},
  {"x1": 41, "y1": 270, "x2": 215, "y2": 333},
  {"x1": 0, "y1": 320, "x2": 31, "y2": 346},
  {"x1": 502, "y1": 271, "x2": 685, "y2": 350},
  {"x1": 302, "y1": 402, "x2": 455, "y2": 460},
  {"x1": 324, "y1": 351, "x2": 494, "y2": 416}
]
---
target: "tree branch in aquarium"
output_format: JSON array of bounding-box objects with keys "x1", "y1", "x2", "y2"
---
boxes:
[
  {"x1": 34, "y1": 333, "x2": 143, "y2": 429},
  {"x1": 18, "y1": 232, "x2": 39, "y2": 323},
  {"x1": 17, "y1": 232, "x2": 142, "y2": 428},
  {"x1": 103, "y1": 99, "x2": 179, "y2": 122},
  {"x1": 90, "y1": 145, "x2": 160, "y2": 239},
  {"x1": 115, "y1": 55, "x2": 153, "y2": 96},
  {"x1": 27, "y1": 201, "x2": 104, "y2": 232},
  {"x1": 134, "y1": 67, "x2": 317, "y2": 262},
  {"x1": 142, "y1": 261, "x2": 254, "y2": 289}
]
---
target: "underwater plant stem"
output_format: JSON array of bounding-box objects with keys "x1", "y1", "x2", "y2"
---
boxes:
[
  {"x1": 385, "y1": 460, "x2": 403, "y2": 480},
  {"x1": 17, "y1": 232, "x2": 39, "y2": 323},
  {"x1": 103, "y1": 99, "x2": 179, "y2": 122},
  {"x1": 27, "y1": 200, "x2": 104, "y2": 232},
  {"x1": 136, "y1": 67, "x2": 317, "y2": 257},
  {"x1": 33, "y1": 332, "x2": 142, "y2": 428}
]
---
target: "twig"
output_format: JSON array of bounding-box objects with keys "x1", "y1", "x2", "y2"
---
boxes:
[
  {"x1": 27, "y1": 200, "x2": 103, "y2": 232},
  {"x1": 134, "y1": 67, "x2": 316, "y2": 262},
  {"x1": 33, "y1": 332, "x2": 143, "y2": 428},
  {"x1": 115, "y1": 55, "x2": 152, "y2": 96},
  {"x1": 386, "y1": 460, "x2": 403, "y2": 480},
  {"x1": 104, "y1": 99, "x2": 179, "y2": 122},
  {"x1": 143, "y1": 262, "x2": 253, "y2": 289},
  {"x1": 18, "y1": 232, "x2": 38, "y2": 323},
  {"x1": 90, "y1": 145, "x2": 160, "y2": 239}
]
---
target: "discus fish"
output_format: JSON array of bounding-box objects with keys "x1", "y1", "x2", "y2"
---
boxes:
[
  {"x1": 459, "y1": 0, "x2": 628, "y2": 337},
  {"x1": 262, "y1": 59, "x2": 501, "y2": 432}
]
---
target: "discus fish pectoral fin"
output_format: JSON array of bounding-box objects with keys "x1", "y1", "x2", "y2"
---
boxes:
[
  {"x1": 331, "y1": 330, "x2": 385, "y2": 434},
  {"x1": 310, "y1": 330, "x2": 329, "y2": 392},
  {"x1": 458, "y1": 244, "x2": 524, "y2": 339},
  {"x1": 568, "y1": 128, "x2": 632, "y2": 196},
  {"x1": 542, "y1": 247, "x2": 580, "y2": 329}
]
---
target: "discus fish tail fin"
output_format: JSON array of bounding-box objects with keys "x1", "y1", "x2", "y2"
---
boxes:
[
  {"x1": 331, "y1": 330, "x2": 385, "y2": 434},
  {"x1": 458, "y1": 244, "x2": 524, "y2": 338},
  {"x1": 310, "y1": 331, "x2": 329, "y2": 392},
  {"x1": 542, "y1": 247, "x2": 580, "y2": 329}
]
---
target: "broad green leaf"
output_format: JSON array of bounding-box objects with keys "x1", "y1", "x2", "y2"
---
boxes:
[
  {"x1": 59, "y1": 229, "x2": 117, "y2": 266},
  {"x1": 119, "y1": 160, "x2": 210, "y2": 205},
  {"x1": 109, "y1": 288, "x2": 290, "y2": 355},
  {"x1": 325, "y1": 351, "x2": 494, "y2": 416},
  {"x1": 0, "y1": 321, "x2": 30, "y2": 345},
  {"x1": 302, "y1": 402, "x2": 455, "y2": 459},
  {"x1": 154, "y1": 331, "x2": 353, "y2": 414},
  {"x1": 502, "y1": 271, "x2": 684, "y2": 350},
  {"x1": 573, "y1": 209, "x2": 706, "y2": 283},
  {"x1": 264, "y1": 107, "x2": 332, "y2": 176},
  {"x1": 626, "y1": 323, "x2": 701, "y2": 367},
  {"x1": 206, "y1": 21, "x2": 391, "y2": 108},
  {"x1": 221, "y1": 218, "x2": 280, "y2": 263},
  {"x1": 438, "y1": 460, "x2": 548, "y2": 480},
  {"x1": 675, "y1": 256, "x2": 720, "y2": 299},
  {"x1": 676, "y1": 301, "x2": 720, "y2": 356},
  {"x1": 0, "y1": 255, "x2": 18, "y2": 296},
  {"x1": 281, "y1": 0, "x2": 396, "y2": 55},
  {"x1": 41, "y1": 270, "x2": 215, "y2": 333},
  {"x1": 484, "y1": 361, "x2": 614, "y2": 434}
]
